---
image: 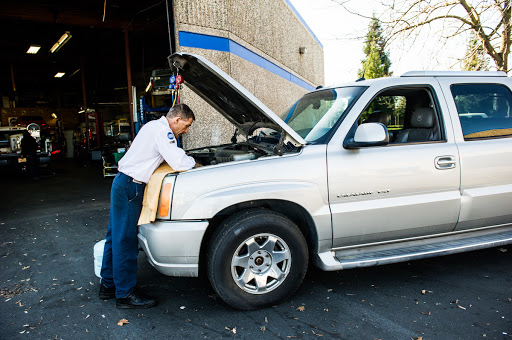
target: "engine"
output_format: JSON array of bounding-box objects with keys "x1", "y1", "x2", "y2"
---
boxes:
[{"x1": 189, "y1": 145, "x2": 261, "y2": 165}]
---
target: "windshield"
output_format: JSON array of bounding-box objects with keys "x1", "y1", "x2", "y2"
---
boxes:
[{"x1": 280, "y1": 87, "x2": 366, "y2": 143}]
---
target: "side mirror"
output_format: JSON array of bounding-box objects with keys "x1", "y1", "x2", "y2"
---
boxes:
[{"x1": 343, "y1": 123, "x2": 389, "y2": 149}]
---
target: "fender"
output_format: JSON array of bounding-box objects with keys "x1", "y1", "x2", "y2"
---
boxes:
[{"x1": 168, "y1": 145, "x2": 332, "y2": 243}]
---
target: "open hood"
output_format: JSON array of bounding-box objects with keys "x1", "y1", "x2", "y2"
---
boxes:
[{"x1": 168, "y1": 53, "x2": 306, "y2": 146}]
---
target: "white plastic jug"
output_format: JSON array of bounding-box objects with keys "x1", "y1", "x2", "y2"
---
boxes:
[{"x1": 94, "y1": 239, "x2": 106, "y2": 278}]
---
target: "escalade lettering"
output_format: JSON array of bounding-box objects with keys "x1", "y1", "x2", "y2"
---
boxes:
[
  {"x1": 337, "y1": 189, "x2": 390, "y2": 198},
  {"x1": 337, "y1": 191, "x2": 373, "y2": 198}
]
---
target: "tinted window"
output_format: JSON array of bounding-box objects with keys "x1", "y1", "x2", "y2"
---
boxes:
[{"x1": 451, "y1": 84, "x2": 512, "y2": 139}]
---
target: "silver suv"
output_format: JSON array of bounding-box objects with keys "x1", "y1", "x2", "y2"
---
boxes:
[{"x1": 138, "y1": 53, "x2": 512, "y2": 310}]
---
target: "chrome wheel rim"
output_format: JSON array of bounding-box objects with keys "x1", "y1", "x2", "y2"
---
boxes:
[{"x1": 230, "y1": 233, "x2": 291, "y2": 294}]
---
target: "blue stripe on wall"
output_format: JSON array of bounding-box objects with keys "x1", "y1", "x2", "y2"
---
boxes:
[{"x1": 178, "y1": 31, "x2": 316, "y2": 91}]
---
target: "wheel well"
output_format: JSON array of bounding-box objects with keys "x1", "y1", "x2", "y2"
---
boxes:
[{"x1": 198, "y1": 199, "x2": 319, "y2": 278}]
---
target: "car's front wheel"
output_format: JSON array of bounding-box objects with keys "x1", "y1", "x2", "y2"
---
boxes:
[{"x1": 207, "y1": 209, "x2": 308, "y2": 310}]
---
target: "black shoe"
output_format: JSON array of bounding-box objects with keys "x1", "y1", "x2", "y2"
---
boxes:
[
  {"x1": 116, "y1": 290, "x2": 157, "y2": 309},
  {"x1": 99, "y1": 283, "x2": 116, "y2": 300}
]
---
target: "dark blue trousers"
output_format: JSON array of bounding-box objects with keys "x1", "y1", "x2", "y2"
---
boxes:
[{"x1": 100, "y1": 172, "x2": 145, "y2": 298}]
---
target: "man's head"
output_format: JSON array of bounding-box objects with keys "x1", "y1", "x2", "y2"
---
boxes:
[{"x1": 166, "y1": 104, "x2": 195, "y2": 137}]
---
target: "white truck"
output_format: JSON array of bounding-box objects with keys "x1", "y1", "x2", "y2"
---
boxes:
[{"x1": 138, "y1": 53, "x2": 512, "y2": 310}]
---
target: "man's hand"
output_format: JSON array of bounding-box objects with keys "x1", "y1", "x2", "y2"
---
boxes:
[{"x1": 194, "y1": 162, "x2": 203, "y2": 168}]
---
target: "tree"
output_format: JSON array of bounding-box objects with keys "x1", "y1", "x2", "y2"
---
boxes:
[
  {"x1": 462, "y1": 33, "x2": 490, "y2": 71},
  {"x1": 380, "y1": 0, "x2": 511, "y2": 72},
  {"x1": 358, "y1": 16, "x2": 392, "y2": 79},
  {"x1": 358, "y1": 16, "x2": 393, "y2": 121}
]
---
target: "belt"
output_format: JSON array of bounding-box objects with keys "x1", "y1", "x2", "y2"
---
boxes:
[{"x1": 119, "y1": 172, "x2": 144, "y2": 184}]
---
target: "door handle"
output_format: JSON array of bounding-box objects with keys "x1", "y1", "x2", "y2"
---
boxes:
[{"x1": 435, "y1": 156, "x2": 456, "y2": 169}]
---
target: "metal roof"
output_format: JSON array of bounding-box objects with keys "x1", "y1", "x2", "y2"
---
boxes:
[{"x1": 401, "y1": 71, "x2": 508, "y2": 77}]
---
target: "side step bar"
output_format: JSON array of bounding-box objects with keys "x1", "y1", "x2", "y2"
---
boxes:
[{"x1": 315, "y1": 226, "x2": 512, "y2": 271}]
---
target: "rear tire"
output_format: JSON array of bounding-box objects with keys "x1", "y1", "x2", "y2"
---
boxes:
[{"x1": 207, "y1": 209, "x2": 308, "y2": 310}]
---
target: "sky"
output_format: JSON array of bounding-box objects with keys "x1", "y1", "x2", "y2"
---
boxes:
[{"x1": 288, "y1": 0, "x2": 473, "y2": 86}]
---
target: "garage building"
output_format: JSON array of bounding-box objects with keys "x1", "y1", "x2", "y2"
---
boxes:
[{"x1": 0, "y1": 0, "x2": 323, "y2": 160}]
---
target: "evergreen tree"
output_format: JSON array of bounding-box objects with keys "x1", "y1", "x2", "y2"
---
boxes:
[
  {"x1": 358, "y1": 16, "x2": 392, "y2": 79},
  {"x1": 462, "y1": 33, "x2": 489, "y2": 71}
]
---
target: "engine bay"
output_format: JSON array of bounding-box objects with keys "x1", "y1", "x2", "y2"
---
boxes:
[{"x1": 188, "y1": 133, "x2": 301, "y2": 166}]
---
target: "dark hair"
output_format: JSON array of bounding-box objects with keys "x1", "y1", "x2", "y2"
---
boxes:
[{"x1": 167, "y1": 103, "x2": 195, "y2": 121}]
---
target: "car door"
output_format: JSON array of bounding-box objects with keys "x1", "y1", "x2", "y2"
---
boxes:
[
  {"x1": 437, "y1": 77, "x2": 512, "y2": 231},
  {"x1": 327, "y1": 79, "x2": 461, "y2": 248}
]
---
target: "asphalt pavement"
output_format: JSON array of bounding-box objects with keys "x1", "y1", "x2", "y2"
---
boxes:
[{"x1": 1, "y1": 159, "x2": 511, "y2": 339}]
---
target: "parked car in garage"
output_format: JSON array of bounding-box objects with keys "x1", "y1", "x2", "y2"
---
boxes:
[
  {"x1": 15, "y1": 115, "x2": 48, "y2": 130},
  {"x1": 137, "y1": 53, "x2": 512, "y2": 310},
  {"x1": 0, "y1": 126, "x2": 52, "y2": 169}
]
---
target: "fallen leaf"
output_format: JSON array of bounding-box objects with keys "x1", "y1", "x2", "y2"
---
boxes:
[
  {"x1": 117, "y1": 318, "x2": 129, "y2": 326},
  {"x1": 22, "y1": 266, "x2": 30, "y2": 270},
  {"x1": 265, "y1": 316, "x2": 268, "y2": 324},
  {"x1": 260, "y1": 325, "x2": 266, "y2": 334},
  {"x1": 225, "y1": 326, "x2": 236, "y2": 333},
  {"x1": 312, "y1": 330, "x2": 323, "y2": 336},
  {"x1": 226, "y1": 326, "x2": 236, "y2": 334},
  {"x1": 498, "y1": 248, "x2": 507, "y2": 252},
  {"x1": 421, "y1": 290, "x2": 426, "y2": 295},
  {"x1": 421, "y1": 312, "x2": 431, "y2": 316},
  {"x1": 297, "y1": 306, "x2": 305, "y2": 312},
  {"x1": 458, "y1": 305, "x2": 466, "y2": 310},
  {"x1": 412, "y1": 337, "x2": 423, "y2": 340}
]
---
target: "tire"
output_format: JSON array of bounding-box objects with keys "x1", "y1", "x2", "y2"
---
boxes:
[{"x1": 207, "y1": 209, "x2": 308, "y2": 310}]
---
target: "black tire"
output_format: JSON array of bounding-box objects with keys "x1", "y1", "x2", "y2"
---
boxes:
[{"x1": 207, "y1": 209, "x2": 308, "y2": 310}]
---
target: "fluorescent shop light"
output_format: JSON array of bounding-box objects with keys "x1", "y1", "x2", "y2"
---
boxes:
[
  {"x1": 26, "y1": 45, "x2": 41, "y2": 54},
  {"x1": 50, "y1": 31, "x2": 72, "y2": 53}
]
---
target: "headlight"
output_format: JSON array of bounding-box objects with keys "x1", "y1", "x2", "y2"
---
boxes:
[{"x1": 157, "y1": 175, "x2": 176, "y2": 219}]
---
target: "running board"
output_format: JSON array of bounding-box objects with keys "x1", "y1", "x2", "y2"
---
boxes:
[{"x1": 314, "y1": 227, "x2": 512, "y2": 271}]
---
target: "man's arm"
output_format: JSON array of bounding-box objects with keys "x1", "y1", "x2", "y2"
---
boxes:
[{"x1": 155, "y1": 130, "x2": 196, "y2": 171}]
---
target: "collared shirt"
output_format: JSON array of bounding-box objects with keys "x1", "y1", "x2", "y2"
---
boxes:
[{"x1": 118, "y1": 116, "x2": 195, "y2": 183}]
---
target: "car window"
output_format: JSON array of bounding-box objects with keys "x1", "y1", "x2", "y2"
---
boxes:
[
  {"x1": 450, "y1": 83, "x2": 512, "y2": 140},
  {"x1": 280, "y1": 87, "x2": 367, "y2": 143},
  {"x1": 356, "y1": 87, "x2": 444, "y2": 144},
  {"x1": 358, "y1": 95, "x2": 406, "y2": 132}
]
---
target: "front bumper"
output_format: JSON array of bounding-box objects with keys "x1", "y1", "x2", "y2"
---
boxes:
[{"x1": 138, "y1": 220, "x2": 209, "y2": 277}]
